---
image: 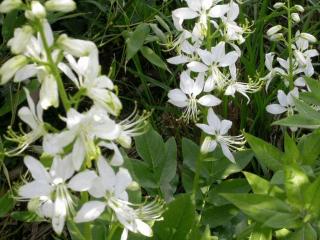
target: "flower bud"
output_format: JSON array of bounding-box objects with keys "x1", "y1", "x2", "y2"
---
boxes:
[
  {"x1": 291, "y1": 13, "x2": 300, "y2": 23},
  {"x1": 7, "y1": 25, "x2": 33, "y2": 54},
  {"x1": 25, "y1": 1, "x2": 46, "y2": 20},
  {"x1": 0, "y1": 0, "x2": 22, "y2": 13},
  {"x1": 269, "y1": 33, "x2": 283, "y2": 41},
  {"x1": 267, "y1": 25, "x2": 282, "y2": 37},
  {"x1": 0, "y1": 56, "x2": 28, "y2": 84},
  {"x1": 200, "y1": 136, "x2": 213, "y2": 154},
  {"x1": 273, "y1": 2, "x2": 285, "y2": 9},
  {"x1": 45, "y1": 0, "x2": 76, "y2": 13},
  {"x1": 300, "y1": 33, "x2": 317, "y2": 43},
  {"x1": 294, "y1": 5, "x2": 304, "y2": 12},
  {"x1": 57, "y1": 34, "x2": 97, "y2": 57}
]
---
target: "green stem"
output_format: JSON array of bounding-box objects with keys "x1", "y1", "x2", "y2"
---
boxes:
[
  {"x1": 192, "y1": 145, "x2": 204, "y2": 202},
  {"x1": 287, "y1": 0, "x2": 294, "y2": 90},
  {"x1": 107, "y1": 223, "x2": 119, "y2": 240},
  {"x1": 37, "y1": 20, "x2": 71, "y2": 112}
]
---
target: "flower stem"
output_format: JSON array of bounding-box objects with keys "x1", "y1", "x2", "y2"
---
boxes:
[
  {"x1": 107, "y1": 223, "x2": 119, "y2": 240},
  {"x1": 287, "y1": 0, "x2": 294, "y2": 90},
  {"x1": 37, "y1": 20, "x2": 71, "y2": 112}
]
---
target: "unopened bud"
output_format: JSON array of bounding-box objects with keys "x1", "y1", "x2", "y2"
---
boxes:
[
  {"x1": 0, "y1": 56, "x2": 28, "y2": 84},
  {"x1": 300, "y1": 33, "x2": 317, "y2": 43},
  {"x1": 0, "y1": 0, "x2": 22, "y2": 13},
  {"x1": 273, "y1": 2, "x2": 285, "y2": 9},
  {"x1": 57, "y1": 34, "x2": 97, "y2": 57},
  {"x1": 267, "y1": 25, "x2": 282, "y2": 37},
  {"x1": 269, "y1": 33, "x2": 283, "y2": 41},
  {"x1": 294, "y1": 5, "x2": 304, "y2": 12},
  {"x1": 45, "y1": 0, "x2": 76, "y2": 13},
  {"x1": 25, "y1": 1, "x2": 46, "y2": 20},
  {"x1": 7, "y1": 25, "x2": 33, "y2": 54},
  {"x1": 291, "y1": 13, "x2": 300, "y2": 23}
]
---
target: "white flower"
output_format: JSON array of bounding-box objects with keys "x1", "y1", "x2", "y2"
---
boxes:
[
  {"x1": 74, "y1": 157, "x2": 163, "y2": 240},
  {"x1": 45, "y1": 0, "x2": 76, "y2": 13},
  {"x1": 58, "y1": 51, "x2": 122, "y2": 116},
  {"x1": 266, "y1": 88, "x2": 299, "y2": 116},
  {"x1": 0, "y1": 0, "x2": 22, "y2": 13},
  {"x1": 19, "y1": 155, "x2": 97, "y2": 235},
  {"x1": 25, "y1": 1, "x2": 46, "y2": 20},
  {"x1": 0, "y1": 55, "x2": 28, "y2": 84},
  {"x1": 172, "y1": 0, "x2": 214, "y2": 33},
  {"x1": 116, "y1": 107, "x2": 151, "y2": 148},
  {"x1": 5, "y1": 88, "x2": 45, "y2": 155},
  {"x1": 188, "y1": 41, "x2": 238, "y2": 91},
  {"x1": 168, "y1": 71, "x2": 221, "y2": 122},
  {"x1": 7, "y1": 25, "x2": 33, "y2": 54},
  {"x1": 300, "y1": 33, "x2": 317, "y2": 43},
  {"x1": 57, "y1": 34, "x2": 97, "y2": 57},
  {"x1": 196, "y1": 108, "x2": 245, "y2": 162},
  {"x1": 291, "y1": 13, "x2": 300, "y2": 23},
  {"x1": 261, "y1": 53, "x2": 286, "y2": 90},
  {"x1": 225, "y1": 79, "x2": 262, "y2": 102},
  {"x1": 43, "y1": 106, "x2": 120, "y2": 170}
]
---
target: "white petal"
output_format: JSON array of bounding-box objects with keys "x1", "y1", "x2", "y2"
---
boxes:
[
  {"x1": 43, "y1": 131, "x2": 75, "y2": 155},
  {"x1": 136, "y1": 219, "x2": 153, "y2": 237},
  {"x1": 277, "y1": 90, "x2": 288, "y2": 106},
  {"x1": 211, "y1": 41, "x2": 226, "y2": 62},
  {"x1": 50, "y1": 155, "x2": 75, "y2": 181},
  {"x1": 14, "y1": 64, "x2": 38, "y2": 82},
  {"x1": 68, "y1": 170, "x2": 98, "y2": 191},
  {"x1": 220, "y1": 143, "x2": 235, "y2": 163},
  {"x1": 39, "y1": 74, "x2": 59, "y2": 109},
  {"x1": 58, "y1": 62, "x2": 79, "y2": 87},
  {"x1": 220, "y1": 120, "x2": 232, "y2": 135},
  {"x1": 115, "y1": 168, "x2": 132, "y2": 199},
  {"x1": 95, "y1": 75, "x2": 114, "y2": 90},
  {"x1": 168, "y1": 89, "x2": 188, "y2": 106},
  {"x1": 167, "y1": 55, "x2": 190, "y2": 65},
  {"x1": 219, "y1": 51, "x2": 238, "y2": 67},
  {"x1": 197, "y1": 49, "x2": 214, "y2": 65},
  {"x1": 19, "y1": 181, "x2": 52, "y2": 198},
  {"x1": 208, "y1": 4, "x2": 229, "y2": 18},
  {"x1": 71, "y1": 137, "x2": 86, "y2": 171},
  {"x1": 121, "y1": 229, "x2": 129, "y2": 240},
  {"x1": 52, "y1": 198, "x2": 66, "y2": 235},
  {"x1": 88, "y1": 177, "x2": 106, "y2": 198},
  {"x1": 192, "y1": 73, "x2": 204, "y2": 96},
  {"x1": 196, "y1": 123, "x2": 215, "y2": 135},
  {"x1": 228, "y1": 1, "x2": 240, "y2": 21},
  {"x1": 97, "y1": 157, "x2": 116, "y2": 191},
  {"x1": 207, "y1": 108, "x2": 221, "y2": 130},
  {"x1": 187, "y1": 61, "x2": 208, "y2": 72},
  {"x1": 172, "y1": 7, "x2": 198, "y2": 20},
  {"x1": 266, "y1": 104, "x2": 287, "y2": 115},
  {"x1": 198, "y1": 95, "x2": 222, "y2": 107},
  {"x1": 74, "y1": 201, "x2": 106, "y2": 223},
  {"x1": 24, "y1": 156, "x2": 50, "y2": 182},
  {"x1": 180, "y1": 71, "x2": 194, "y2": 94},
  {"x1": 305, "y1": 49, "x2": 319, "y2": 58},
  {"x1": 18, "y1": 107, "x2": 38, "y2": 130}
]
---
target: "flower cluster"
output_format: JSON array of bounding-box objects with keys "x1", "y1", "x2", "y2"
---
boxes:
[
  {"x1": 262, "y1": 2, "x2": 319, "y2": 120},
  {"x1": 0, "y1": 1, "x2": 163, "y2": 239},
  {"x1": 166, "y1": 0, "x2": 257, "y2": 161}
]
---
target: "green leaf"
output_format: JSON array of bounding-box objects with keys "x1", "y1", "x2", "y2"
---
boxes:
[
  {"x1": 304, "y1": 175, "x2": 320, "y2": 218},
  {"x1": 135, "y1": 127, "x2": 165, "y2": 169},
  {"x1": 249, "y1": 225, "x2": 272, "y2": 240},
  {"x1": 125, "y1": 23, "x2": 150, "y2": 62},
  {"x1": 11, "y1": 211, "x2": 41, "y2": 222},
  {"x1": 283, "y1": 132, "x2": 300, "y2": 164},
  {"x1": 243, "y1": 172, "x2": 285, "y2": 198},
  {"x1": 285, "y1": 164, "x2": 309, "y2": 208},
  {"x1": 67, "y1": 221, "x2": 86, "y2": 240},
  {"x1": 207, "y1": 179, "x2": 250, "y2": 206},
  {"x1": 153, "y1": 194, "x2": 196, "y2": 240},
  {"x1": 304, "y1": 77, "x2": 320, "y2": 102},
  {"x1": 221, "y1": 193, "x2": 300, "y2": 229},
  {"x1": 294, "y1": 98, "x2": 320, "y2": 121},
  {"x1": 298, "y1": 131, "x2": 320, "y2": 165},
  {"x1": 274, "y1": 115, "x2": 320, "y2": 129},
  {"x1": 182, "y1": 137, "x2": 200, "y2": 172},
  {"x1": 0, "y1": 192, "x2": 15, "y2": 218},
  {"x1": 140, "y1": 46, "x2": 168, "y2": 70},
  {"x1": 130, "y1": 159, "x2": 158, "y2": 189},
  {"x1": 245, "y1": 133, "x2": 283, "y2": 171},
  {"x1": 202, "y1": 205, "x2": 238, "y2": 228},
  {"x1": 289, "y1": 224, "x2": 317, "y2": 240}
]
